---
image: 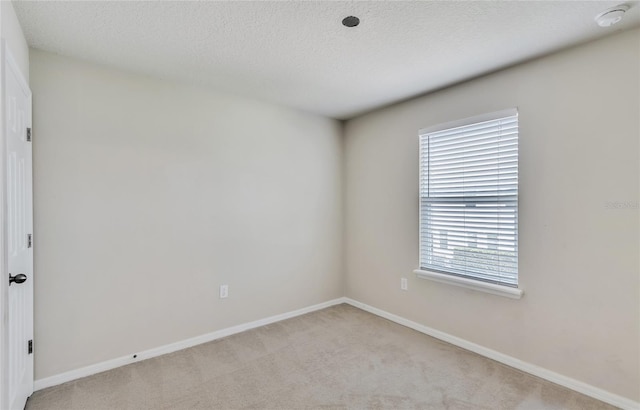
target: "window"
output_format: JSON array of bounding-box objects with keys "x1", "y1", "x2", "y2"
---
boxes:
[{"x1": 416, "y1": 109, "x2": 520, "y2": 297}]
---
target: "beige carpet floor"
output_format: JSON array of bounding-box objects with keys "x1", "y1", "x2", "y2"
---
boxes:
[{"x1": 26, "y1": 304, "x2": 616, "y2": 410}]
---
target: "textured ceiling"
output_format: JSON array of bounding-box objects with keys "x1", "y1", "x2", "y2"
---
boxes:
[{"x1": 13, "y1": 1, "x2": 640, "y2": 119}]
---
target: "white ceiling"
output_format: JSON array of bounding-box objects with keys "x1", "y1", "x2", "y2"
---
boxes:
[{"x1": 13, "y1": 1, "x2": 640, "y2": 119}]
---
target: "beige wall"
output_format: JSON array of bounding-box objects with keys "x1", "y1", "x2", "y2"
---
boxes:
[
  {"x1": 30, "y1": 49, "x2": 344, "y2": 380},
  {"x1": 344, "y1": 28, "x2": 640, "y2": 402}
]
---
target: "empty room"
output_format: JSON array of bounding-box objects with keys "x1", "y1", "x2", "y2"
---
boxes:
[{"x1": 0, "y1": 1, "x2": 638, "y2": 409}]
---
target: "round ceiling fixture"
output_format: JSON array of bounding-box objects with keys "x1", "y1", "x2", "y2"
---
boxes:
[
  {"x1": 342, "y1": 16, "x2": 360, "y2": 28},
  {"x1": 594, "y1": 4, "x2": 630, "y2": 27}
]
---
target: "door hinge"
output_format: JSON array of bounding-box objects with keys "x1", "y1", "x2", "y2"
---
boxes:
[
  {"x1": 27, "y1": 234, "x2": 32, "y2": 248},
  {"x1": 26, "y1": 127, "x2": 31, "y2": 142},
  {"x1": 28, "y1": 340, "x2": 33, "y2": 354}
]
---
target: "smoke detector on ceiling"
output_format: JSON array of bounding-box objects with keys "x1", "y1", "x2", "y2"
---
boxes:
[{"x1": 594, "y1": 4, "x2": 630, "y2": 27}]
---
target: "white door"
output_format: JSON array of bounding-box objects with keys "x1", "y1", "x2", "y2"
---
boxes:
[{"x1": 3, "y1": 43, "x2": 33, "y2": 410}]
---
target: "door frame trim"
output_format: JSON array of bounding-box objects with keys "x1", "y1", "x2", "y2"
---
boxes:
[{"x1": 0, "y1": 39, "x2": 33, "y2": 410}]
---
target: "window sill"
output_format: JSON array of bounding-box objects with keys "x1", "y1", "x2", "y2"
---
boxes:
[{"x1": 413, "y1": 269, "x2": 523, "y2": 300}]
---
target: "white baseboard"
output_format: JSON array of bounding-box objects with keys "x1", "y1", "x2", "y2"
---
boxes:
[
  {"x1": 343, "y1": 298, "x2": 639, "y2": 410},
  {"x1": 34, "y1": 297, "x2": 347, "y2": 391}
]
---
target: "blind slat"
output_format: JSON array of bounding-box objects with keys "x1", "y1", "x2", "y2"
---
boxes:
[
  {"x1": 427, "y1": 149, "x2": 518, "y2": 164},
  {"x1": 421, "y1": 245, "x2": 518, "y2": 262},
  {"x1": 427, "y1": 128, "x2": 518, "y2": 149},
  {"x1": 421, "y1": 117, "x2": 517, "y2": 140},
  {"x1": 423, "y1": 159, "x2": 518, "y2": 174},
  {"x1": 429, "y1": 142, "x2": 519, "y2": 161},
  {"x1": 422, "y1": 153, "x2": 518, "y2": 170}
]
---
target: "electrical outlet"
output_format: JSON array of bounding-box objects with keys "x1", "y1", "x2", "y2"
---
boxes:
[
  {"x1": 401, "y1": 278, "x2": 408, "y2": 291},
  {"x1": 219, "y1": 285, "x2": 229, "y2": 299}
]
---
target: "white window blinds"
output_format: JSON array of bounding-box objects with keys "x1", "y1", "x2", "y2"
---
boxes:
[{"x1": 419, "y1": 109, "x2": 518, "y2": 287}]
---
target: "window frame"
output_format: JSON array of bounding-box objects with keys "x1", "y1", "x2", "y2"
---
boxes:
[{"x1": 414, "y1": 108, "x2": 523, "y2": 299}]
